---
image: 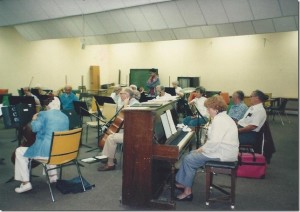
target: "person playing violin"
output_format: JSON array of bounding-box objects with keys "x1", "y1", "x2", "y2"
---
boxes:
[
  {"x1": 14, "y1": 97, "x2": 69, "y2": 193},
  {"x1": 97, "y1": 87, "x2": 139, "y2": 171}
]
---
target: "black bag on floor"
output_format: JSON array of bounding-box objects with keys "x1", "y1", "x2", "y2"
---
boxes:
[{"x1": 56, "y1": 176, "x2": 95, "y2": 194}]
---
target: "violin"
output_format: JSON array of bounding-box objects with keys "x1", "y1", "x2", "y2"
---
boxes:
[{"x1": 98, "y1": 111, "x2": 124, "y2": 149}]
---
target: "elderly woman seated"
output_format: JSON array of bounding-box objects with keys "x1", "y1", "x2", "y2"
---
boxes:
[{"x1": 175, "y1": 95, "x2": 239, "y2": 201}]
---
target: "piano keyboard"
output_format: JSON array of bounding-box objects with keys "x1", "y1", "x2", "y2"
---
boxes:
[{"x1": 169, "y1": 130, "x2": 194, "y2": 151}]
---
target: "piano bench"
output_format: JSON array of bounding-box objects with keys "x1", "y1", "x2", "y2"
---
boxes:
[{"x1": 204, "y1": 160, "x2": 238, "y2": 209}]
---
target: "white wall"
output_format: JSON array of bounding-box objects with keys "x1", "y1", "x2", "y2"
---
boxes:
[{"x1": 0, "y1": 27, "x2": 298, "y2": 98}]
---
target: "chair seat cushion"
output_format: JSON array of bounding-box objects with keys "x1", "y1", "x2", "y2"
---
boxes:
[{"x1": 205, "y1": 160, "x2": 238, "y2": 169}]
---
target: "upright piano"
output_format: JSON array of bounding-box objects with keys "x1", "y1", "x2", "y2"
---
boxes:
[{"x1": 122, "y1": 100, "x2": 195, "y2": 209}]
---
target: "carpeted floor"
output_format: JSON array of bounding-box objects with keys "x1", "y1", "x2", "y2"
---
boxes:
[{"x1": 0, "y1": 114, "x2": 298, "y2": 211}]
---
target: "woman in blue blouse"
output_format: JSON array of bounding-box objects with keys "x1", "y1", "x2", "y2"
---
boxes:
[{"x1": 14, "y1": 97, "x2": 69, "y2": 193}]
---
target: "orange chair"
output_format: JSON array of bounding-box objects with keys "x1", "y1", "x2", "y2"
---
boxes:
[
  {"x1": 220, "y1": 92, "x2": 230, "y2": 105},
  {"x1": 0, "y1": 89, "x2": 8, "y2": 94}
]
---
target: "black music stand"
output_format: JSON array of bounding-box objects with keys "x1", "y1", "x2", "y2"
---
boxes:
[
  {"x1": 164, "y1": 87, "x2": 176, "y2": 96},
  {"x1": 94, "y1": 95, "x2": 115, "y2": 106},
  {"x1": 193, "y1": 106, "x2": 207, "y2": 148},
  {"x1": 73, "y1": 101, "x2": 93, "y2": 126}
]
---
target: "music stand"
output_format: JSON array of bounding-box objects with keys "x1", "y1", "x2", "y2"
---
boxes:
[
  {"x1": 94, "y1": 95, "x2": 115, "y2": 106},
  {"x1": 193, "y1": 106, "x2": 207, "y2": 148},
  {"x1": 73, "y1": 101, "x2": 92, "y2": 126}
]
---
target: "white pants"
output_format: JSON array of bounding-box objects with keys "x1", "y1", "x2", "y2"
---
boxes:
[
  {"x1": 102, "y1": 132, "x2": 123, "y2": 159},
  {"x1": 14, "y1": 147, "x2": 57, "y2": 182}
]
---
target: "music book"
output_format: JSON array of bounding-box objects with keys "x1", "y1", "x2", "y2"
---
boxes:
[{"x1": 160, "y1": 109, "x2": 177, "y2": 139}]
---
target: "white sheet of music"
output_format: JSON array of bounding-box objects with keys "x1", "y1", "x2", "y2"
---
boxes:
[{"x1": 161, "y1": 109, "x2": 177, "y2": 139}]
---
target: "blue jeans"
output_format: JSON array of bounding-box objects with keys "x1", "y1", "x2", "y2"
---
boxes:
[
  {"x1": 183, "y1": 116, "x2": 207, "y2": 127},
  {"x1": 175, "y1": 150, "x2": 220, "y2": 188}
]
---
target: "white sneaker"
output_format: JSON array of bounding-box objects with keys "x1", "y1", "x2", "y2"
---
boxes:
[{"x1": 15, "y1": 183, "x2": 32, "y2": 193}]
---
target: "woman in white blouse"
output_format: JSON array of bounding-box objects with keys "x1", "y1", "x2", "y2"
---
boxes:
[{"x1": 175, "y1": 95, "x2": 239, "y2": 201}]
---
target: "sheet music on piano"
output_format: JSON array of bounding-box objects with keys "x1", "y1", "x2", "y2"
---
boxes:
[{"x1": 160, "y1": 109, "x2": 177, "y2": 139}]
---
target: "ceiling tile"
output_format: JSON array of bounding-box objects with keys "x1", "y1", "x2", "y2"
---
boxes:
[
  {"x1": 159, "y1": 29, "x2": 177, "y2": 40},
  {"x1": 201, "y1": 25, "x2": 219, "y2": 38},
  {"x1": 140, "y1": 4, "x2": 168, "y2": 30},
  {"x1": 234, "y1": 21, "x2": 255, "y2": 35},
  {"x1": 75, "y1": 0, "x2": 104, "y2": 14},
  {"x1": 176, "y1": 0, "x2": 206, "y2": 26},
  {"x1": 216, "y1": 23, "x2": 237, "y2": 36},
  {"x1": 36, "y1": 0, "x2": 65, "y2": 19},
  {"x1": 249, "y1": 0, "x2": 282, "y2": 20},
  {"x1": 278, "y1": 0, "x2": 299, "y2": 16},
  {"x1": 136, "y1": 31, "x2": 153, "y2": 42},
  {"x1": 222, "y1": 0, "x2": 254, "y2": 22},
  {"x1": 252, "y1": 19, "x2": 275, "y2": 34},
  {"x1": 97, "y1": 0, "x2": 125, "y2": 11},
  {"x1": 124, "y1": 7, "x2": 151, "y2": 31},
  {"x1": 110, "y1": 10, "x2": 135, "y2": 32},
  {"x1": 124, "y1": 32, "x2": 141, "y2": 43},
  {"x1": 54, "y1": 0, "x2": 82, "y2": 16},
  {"x1": 186, "y1": 26, "x2": 204, "y2": 39},
  {"x1": 197, "y1": 0, "x2": 229, "y2": 24},
  {"x1": 157, "y1": 1, "x2": 186, "y2": 28},
  {"x1": 147, "y1": 30, "x2": 164, "y2": 41},
  {"x1": 96, "y1": 12, "x2": 120, "y2": 34},
  {"x1": 84, "y1": 14, "x2": 107, "y2": 35},
  {"x1": 173, "y1": 28, "x2": 191, "y2": 39},
  {"x1": 273, "y1": 16, "x2": 298, "y2": 32}
]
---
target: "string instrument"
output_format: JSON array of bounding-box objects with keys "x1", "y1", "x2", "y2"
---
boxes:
[
  {"x1": 11, "y1": 123, "x2": 40, "y2": 168},
  {"x1": 98, "y1": 111, "x2": 124, "y2": 149}
]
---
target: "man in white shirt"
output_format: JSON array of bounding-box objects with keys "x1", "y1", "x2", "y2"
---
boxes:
[
  {"x1": 238, "y1": 90, "x2": 268, "y2": 145},
  {"x1": 172, "y1": 81, "x2": 184, "y2": 98}
]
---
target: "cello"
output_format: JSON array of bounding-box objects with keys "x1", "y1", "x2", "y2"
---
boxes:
[{"x1": 98, "y1": 110, "x2": 124, "y2": 149}]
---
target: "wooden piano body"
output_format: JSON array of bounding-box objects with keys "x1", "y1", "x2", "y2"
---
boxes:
[{"x1": 122, "y1": 100, "x2": 195, "y2": 209}]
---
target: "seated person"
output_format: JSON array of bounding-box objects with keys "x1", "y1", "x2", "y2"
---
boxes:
[
  {"x1": 228, "y1": 90, "x2": 248, "y2": 122},
  {"x1": 110, "y1": 85, "x2": 122, "y2": 109},
  {"x1": 98, "y1": 88, "x2": 139, "y2": 171},
  {"x1": 59, "y1": 85, "x2": 79, "y2": 110},
  {"x1": 129, "y1": 84, "x2": 137, "y2": 91},
  {"x1": 172, "y1": 81, "x2": 184, "y2": 98},
  {"x1": 34, "y1": 84, "x2": 47, "y2": 95},
  {"x1": 237, "y1": 90, "x2": 268, "y2": 145},
  {"x1": 23, "y1": 87, "x2": 41, "y2": 106},
  {"x1": 14, "y1": 97, "x2": 69, "y2": 193},
  {"x1": 175, "y1": 95, "x2": 239, "y2": 201},
  {"x1": 182, "y1": 86, "x2": 208, "y2": 127},
  {"x1": 155, "y1": 85, "x2": 171, "y2": 99}
]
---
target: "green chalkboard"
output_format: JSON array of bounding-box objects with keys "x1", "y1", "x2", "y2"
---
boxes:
[{"x1": 129, "y1": 69, "x2": 151, "y2": 92}]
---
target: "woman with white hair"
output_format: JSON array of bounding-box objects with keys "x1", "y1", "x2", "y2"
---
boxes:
[{"x1": 14, "y1": 97, "x2": 69, "y2": 193}]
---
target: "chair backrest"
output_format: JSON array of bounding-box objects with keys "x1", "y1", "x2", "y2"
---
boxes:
[
  {"x1": 278, "y1": 98, "x2": 288, "y2": 111},
  {"x1": 102, "y1": 103, "x2": 117, "y2": 121},
  {"x1": 48, "y1": 128, "x2": 82, "y2": 165},
  {"x1": 220, "y1": 92, "x2": 230, "y2": 104}
]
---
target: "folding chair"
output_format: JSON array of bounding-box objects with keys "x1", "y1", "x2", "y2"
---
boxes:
[{"x1": 29, "y1": 128, "x2": 86, "y2": 202}]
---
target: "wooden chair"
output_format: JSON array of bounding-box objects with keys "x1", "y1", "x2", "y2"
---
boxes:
[
  {"x1": 29, "y1": 128, "x2": 86, "y2": 202},
  {"x1": 220, "y1": 92, "x2": 230, "y2": 105}
]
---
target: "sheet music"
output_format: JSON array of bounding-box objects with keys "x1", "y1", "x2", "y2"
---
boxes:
[
  {"x1": 160, "y1": 109, "x2": 177, "y2": 139},
  {"x1": 166, "y1": 109, "x2": 177, "y2": 134}
]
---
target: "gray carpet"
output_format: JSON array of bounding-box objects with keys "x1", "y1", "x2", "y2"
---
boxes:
[{"x1": 0, "y1": 114, "x2": 298, "y2": 211}]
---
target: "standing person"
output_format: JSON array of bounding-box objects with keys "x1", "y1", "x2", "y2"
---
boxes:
[
  {"x1": 146, "y1": 68, "x2": 160, "y2": 97},
  {"x1": 175, "y1": 95, "x2": 239, "y2": 201},
  {"x1": 14, "y1": 97, "x2": 69, "y2": 193},
  {"x1": 228, "y1": 90, "x2": 248, "y2": 122},
  {"x1": 182, "y1": 86, "x2": 208, "y2": 127},
  {"x1": 237, "y1": 90, "x2": 268, "y2": 145},
  {"x1": 59, "y1": 85, "x2": 79, "y2": 110},
  {"x1": 98, "y1": 88, "x2": 139, "y2": 171}
]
